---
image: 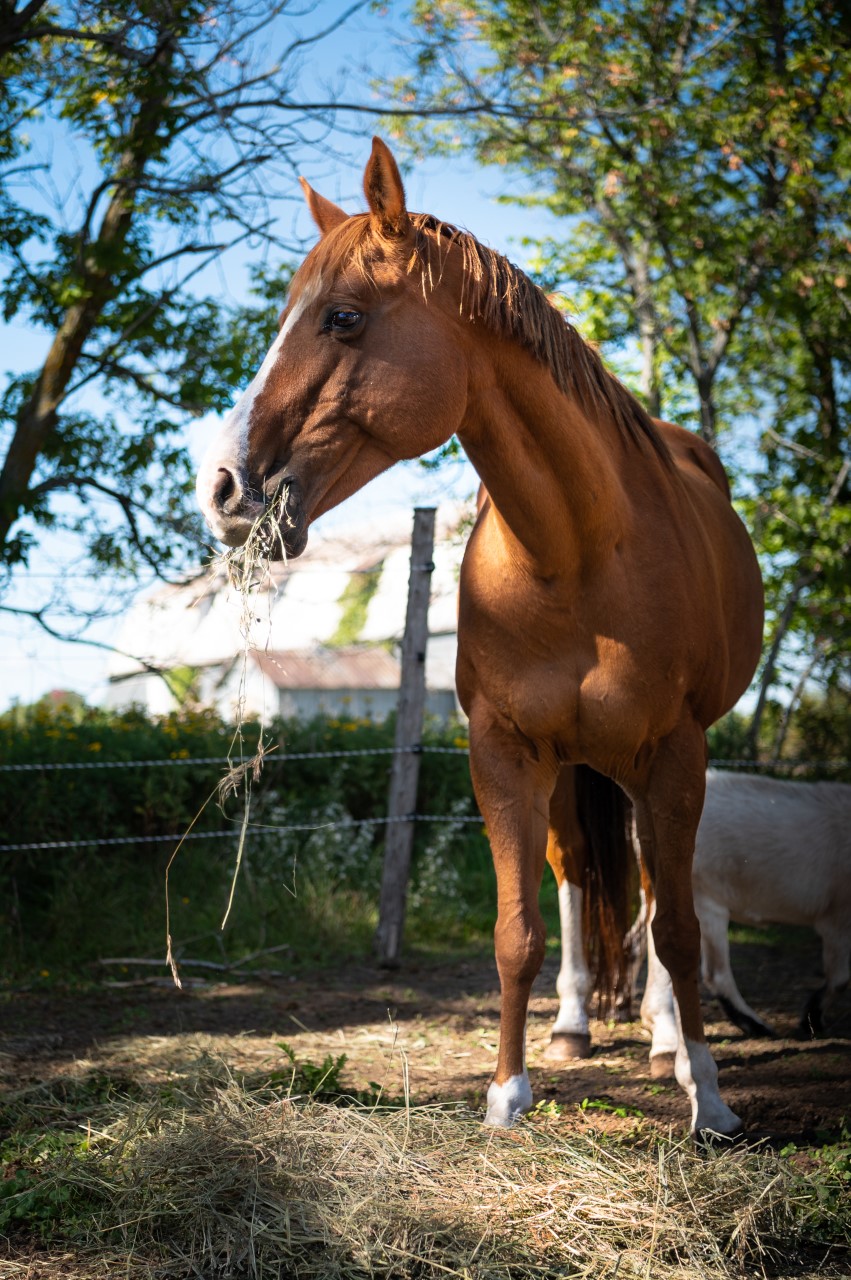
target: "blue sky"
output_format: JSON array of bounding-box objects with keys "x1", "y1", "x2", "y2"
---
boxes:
[{"x1": 1, "y1": 1, "x2": 569, "y2": 709}]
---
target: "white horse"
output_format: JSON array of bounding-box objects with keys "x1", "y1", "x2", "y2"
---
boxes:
[{"x1": 548, "y1": 770, "x2": 851, "y2": 1074}]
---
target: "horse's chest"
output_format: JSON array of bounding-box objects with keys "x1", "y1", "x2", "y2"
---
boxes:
[{"x1": 457, "y1": 606, "x2": 670, "y2": 754}]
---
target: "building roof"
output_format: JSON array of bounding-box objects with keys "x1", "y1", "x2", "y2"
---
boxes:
[
  {"x1": 104, "y1": 502, "x2": 470, "y2": 693},
  {"x1": 252, "y1": 646, "x2": 401, "y2": 690}
]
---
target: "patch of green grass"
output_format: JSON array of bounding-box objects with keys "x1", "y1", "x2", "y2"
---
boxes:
[
  {"x1": 727, "y1": 921, "x2": 813, "y2": 948},
  {"x1": 580, "y1": 1096, "x2": 645, "y2": 1119}
]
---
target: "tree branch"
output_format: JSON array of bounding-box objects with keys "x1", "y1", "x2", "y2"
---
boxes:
[{"x1": 0, "y1": 602, "x2": 176, "y2": 687}]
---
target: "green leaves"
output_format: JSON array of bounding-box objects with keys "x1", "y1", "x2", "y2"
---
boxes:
[
  {"x1": 0, "y1": 2, "x2": 338, "y2": 598},
  {"x1": 387, "y1": 0, "x2": 851, "y2": 720}
]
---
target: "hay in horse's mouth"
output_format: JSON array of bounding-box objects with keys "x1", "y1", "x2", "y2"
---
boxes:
[
  {"x1": 165, "y1": 485, "x2": 295, "y2": 985},
  {"x1": 221, "y1": 482, "x2": 293, "y2": 577}
]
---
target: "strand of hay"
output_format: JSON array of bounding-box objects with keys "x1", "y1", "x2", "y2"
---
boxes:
[
  {"x1": 163, "y1": 493, "x2": 291, "y2": 983},
  {"x1": 5, "y1": 1063, "x2": 848, "y2": 1279},
  {"x1": 212, "y1": 487, "x2": 290, "y2": 932}
]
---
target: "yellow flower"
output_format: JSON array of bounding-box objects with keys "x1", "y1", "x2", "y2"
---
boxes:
[
  {"x1": 40, "y1": 968, "x2": 50, "y2": 977},
  {"x1": 88, "y1": 741, "x2": 102, "y2": 752}
]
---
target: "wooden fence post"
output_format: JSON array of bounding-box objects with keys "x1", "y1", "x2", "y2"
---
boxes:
[{"x1": 374, "y1": 506, "x2": 436, "y2": 967}]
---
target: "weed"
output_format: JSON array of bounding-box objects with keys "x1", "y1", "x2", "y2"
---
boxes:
[
  {"x1": 580, "y1": 1096, "x2": 645, "y2": 1119},
  {"x1": 267, "y1": 1043, "x2": 400, "y2": 1108},
  {"x1": 532, "y1": 1098, "x2": 563, "y2": 1117},
  {"x1": 0, "y1": 1131, "x2": 96, "y2": 1239}
]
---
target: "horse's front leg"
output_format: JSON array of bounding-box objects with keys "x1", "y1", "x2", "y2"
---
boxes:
[
  {"x1": 468, "y1": 703, "x2": 556, "y2": 1127},
  {"x1": 635, "y1": 719, "x2": 742, "y2": 1140}
]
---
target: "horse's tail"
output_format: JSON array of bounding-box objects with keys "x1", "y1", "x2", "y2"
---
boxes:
[{"x1": 575, "y1": 765, "x2": 636, "y2": 1016}]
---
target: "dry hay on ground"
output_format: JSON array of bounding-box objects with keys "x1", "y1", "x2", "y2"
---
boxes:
[{"x1": 1, "y1": 1055, "x2": 848, "y2": 1280}]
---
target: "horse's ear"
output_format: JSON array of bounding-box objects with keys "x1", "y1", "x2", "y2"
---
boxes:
[
  {"x1": 363, "y1": 136, "x2": 410, "y2": 236},
  {"x1": 299, "y1": 177, "x2": 349, "y2": 236}
]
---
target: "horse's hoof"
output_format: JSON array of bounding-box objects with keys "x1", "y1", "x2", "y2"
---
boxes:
[
  {"x1": 649, "y1": 1051, "x2": 676, "y2": 1079},
  {"x1": 543, "y1": 1032, "x2": 592, "y2": 1061},
  {"x1": 484, "y1": 1073, "x2": 533, "y2": 1127}
]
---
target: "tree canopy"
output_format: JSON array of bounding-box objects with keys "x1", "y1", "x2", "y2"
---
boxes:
[
  {"x1": 385, "y1": 0, "x2": 851, "y2": 740},
  {"x1": 2, "y1": 0, "x2": 848, "y2": 740},
  {"x1": 0, "y1": 0, "x2": 358, "y2": 632}
]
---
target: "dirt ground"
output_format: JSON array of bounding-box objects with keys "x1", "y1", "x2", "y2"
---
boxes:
[{"x1": 2, "y1": 927, "x2": 849, "y2": 1146}]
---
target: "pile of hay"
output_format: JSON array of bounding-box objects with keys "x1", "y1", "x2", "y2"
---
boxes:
[{"x1": 2, "y1": 1059, "x2": 848, "y2": 1279}]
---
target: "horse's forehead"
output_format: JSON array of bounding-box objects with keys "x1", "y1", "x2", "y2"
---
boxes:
[{"x1": 290, "y1": 231, "x2": 401, "y2": 304}]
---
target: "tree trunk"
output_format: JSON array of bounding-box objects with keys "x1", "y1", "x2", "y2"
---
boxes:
[
  {"x1": 634, "y1": 243, "x2": 661, "y2": 417},
  {"x1": 695, "y1": 372, "x2": 717, "y2": 447},
  {"x1": 0, "y1": 37, "x2": 174, "y2": 557}
]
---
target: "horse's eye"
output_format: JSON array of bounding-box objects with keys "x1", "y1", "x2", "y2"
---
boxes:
[{"x1": 324, "y1": 308, "x2": 362, "y2": 335}]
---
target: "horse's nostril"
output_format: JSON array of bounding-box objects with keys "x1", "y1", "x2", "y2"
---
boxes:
[{"x1": 212, "y1": 467, "x2": 239, "y2": 513}]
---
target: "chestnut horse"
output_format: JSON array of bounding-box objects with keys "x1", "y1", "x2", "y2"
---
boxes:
[{"x1": 197, "y1": 139, "x2": 764, "y2": 1138}]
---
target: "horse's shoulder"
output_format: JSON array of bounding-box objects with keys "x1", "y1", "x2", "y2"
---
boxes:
[{"x1": 654, "y1": 420, "x2": 731, "y2": 499}]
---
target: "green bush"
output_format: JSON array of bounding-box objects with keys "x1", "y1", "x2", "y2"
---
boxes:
[
  {"x1": 15, "y1": 686, "x2": 846, "y2": 981},
  {"x1": 0, "y1": 704, "x2": 500, "y2": 977},
  {"x1": 708, "y1": 693, "x2": 851, "y2": 781}
]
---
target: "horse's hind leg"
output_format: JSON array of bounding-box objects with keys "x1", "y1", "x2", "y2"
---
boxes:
[
  {"x1": 640, "y1": 898, "x2": 679, "y2": 1077},
  {"x1": 544, "y1": 766, "x2": 593, "y2": 1061},
  {"x1": 634, "y1": 719, "x2": 741, "y2": 1139},
  {"x1": 468, "y1": 703, "x2": 555, "y2": 1126},
  {"x1": 698, "y1": 896, "x2": 775, "y2": 1037}
]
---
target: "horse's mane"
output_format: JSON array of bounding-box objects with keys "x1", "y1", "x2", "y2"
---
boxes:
[{"x1": 309, "y1": 212, "x2": 670, "y2": 462}]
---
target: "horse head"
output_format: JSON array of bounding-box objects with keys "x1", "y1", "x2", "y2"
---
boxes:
[{"x1": 196, "y1": 138, "x2": 468, "y2": 558}]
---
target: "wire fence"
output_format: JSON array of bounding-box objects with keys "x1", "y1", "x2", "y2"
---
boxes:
[
  {"x1": 1, "y1": 749, "x2": 847, "y2": 775},
  {"x1": 1, "y1": 746, "x2": 847, "y2": 854},
  {"x1": 0, "y1": 745, "x2": 468, "y2": 772}
]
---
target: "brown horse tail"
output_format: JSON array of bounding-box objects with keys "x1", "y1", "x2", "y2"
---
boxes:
[{"x1": 575, "y1": 765, "x2": 635, "y2": 1016}]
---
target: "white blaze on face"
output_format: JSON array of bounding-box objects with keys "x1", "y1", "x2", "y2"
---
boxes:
[{"x1": 196, "y1": 286, "x2": 314, "y2": 529}]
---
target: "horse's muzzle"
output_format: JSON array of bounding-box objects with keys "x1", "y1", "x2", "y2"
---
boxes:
[
  {"x1": 196, "y1": 461, "x2": 264, "y2": 546},
  {"x1": 197, "y1": 450, "x2": 311, "y2": 558},
  {"x1": 267, "y1": 475, "x2": 308, "y2": 560}
]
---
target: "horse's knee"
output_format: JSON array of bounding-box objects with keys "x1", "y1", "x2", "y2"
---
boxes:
[{"x1": 495, "y1": 912, "x2": 546, "y2": 986}]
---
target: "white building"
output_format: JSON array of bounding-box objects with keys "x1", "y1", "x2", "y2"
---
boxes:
[{"x1": 104, "y1": 505, "x2": 470, "y2": 723}]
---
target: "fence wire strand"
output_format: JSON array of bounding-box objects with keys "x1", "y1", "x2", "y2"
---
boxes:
[
  {"x1": 1, "y1": 813, "x2": 484, "y2": 852},
  {"x1": 1, "y1": 747, "x2": 846, "y2": 853},
  {"x1": 0, "y1": 750, "x2": 846, "y2": 774}
]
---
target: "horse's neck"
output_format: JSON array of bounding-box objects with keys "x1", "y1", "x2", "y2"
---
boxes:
[{"x1": 459, "y1": 341, "x2": 631, "y2": 578}]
